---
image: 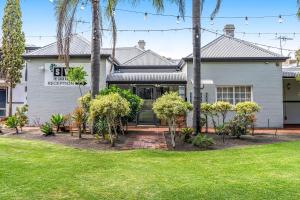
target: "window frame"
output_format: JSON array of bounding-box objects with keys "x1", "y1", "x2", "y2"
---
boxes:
[{"x1": 215, "y1": 85, "x2": 253, "y2": 105}]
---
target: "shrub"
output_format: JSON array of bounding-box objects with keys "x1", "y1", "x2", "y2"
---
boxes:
[
  {"x1": 235, "y1": 101, "x2": 261, "y2": 115},
  {"x1": 180, "y1": 127, "x2": 194, "y2": 142},
  {"x1": 153, "y1": 92, "x2": 192, "y2": 148},
  {"x1": 50, "y1": 114, "x2": 64, "y2": 133},
  {"x1": 72, "y1": 107, "x2": 85, "y2": 138},
  {"x1": 99, "y1": 86, "x2": 143, "y2": 123},
  {"x1": 201, "y1": 103, "x2": 218, "y2": 131},
  {"x1": 6, "y1": 116, "x2": 19, "y2": 134},
  {"x1": 213, "y1": 101, "x2": 233, "y2": 124},
  {"x1": 90, "y1": 93, "x2": 130, "y2": 146},
  {"x1": 192, "y1": 135, "x2": 214, "y2": 148},
  {"x1": 15, "y1": 104, "x2": 28, "y2": 131},
  {"x1": 40, "y1": 122, "x2": 54, "y2": 136},
  {"x1": 66, "y1": 66, "x2": 87, "y2": 96},
  {"x1": 78, "y1": 92, "x2": 91, "y2": 134},
  {"x1": 216, "y1": 124, "x2": 231, "y2": 143},
  {"x1": 94, "y1": 117, "x2": 108, "y2": 136}
]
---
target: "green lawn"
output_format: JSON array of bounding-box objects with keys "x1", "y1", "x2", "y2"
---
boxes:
[{"x1": 1, "y1": 138, "x2": 300, "y2": 200}]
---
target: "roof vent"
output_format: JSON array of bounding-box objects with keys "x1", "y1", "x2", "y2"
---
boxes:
[
  {"x1": 223, "y1": 24, "x2": 235, "y2": 37},
  {"x1": 138, "y1": 40, "x2": 146, "y2": 50}
]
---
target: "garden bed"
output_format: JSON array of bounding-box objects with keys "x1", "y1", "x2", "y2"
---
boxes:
[
  {"x1": 165, "y1": 132, "x2": 300, "y2": 151},
  {"x1": 3, "y1": 128, "x2": 127, "y2": 150}
]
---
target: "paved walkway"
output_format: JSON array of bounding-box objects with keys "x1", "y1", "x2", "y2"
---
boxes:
[{"x1": 123, "y1": 127, "x2": 167, "y2": 150}]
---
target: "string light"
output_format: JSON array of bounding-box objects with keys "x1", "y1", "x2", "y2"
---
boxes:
[
  {"x1": 176, "y1": 15, "x2": 180, "y2": 24},
  {"x1": 278, "y1": 15, "x2": 284, "y2": 23},
  {"x1": 80, "y1": 3, "x2": 85, "y2": 10},
  {"x1": 245, "y1": 16, "x2": 249, "y2": 25},
  {"x1": 144, "y1": 12, "x2": 148, "y2": 20},
  {"x1": 210, "y1": 17, "x2": 214, "y2": 25}
]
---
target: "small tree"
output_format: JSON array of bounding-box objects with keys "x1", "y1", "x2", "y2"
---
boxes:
[
  {"x1": 66, "y1": 66, "x2": 88, "y2": 96},
  {"x1": 15, "y1": 104, "x2": 28, "y2": 132},
  {"x1": 72, "y1": 107, "x2": 85, "y2": 139},
  {"x1": 90, "y1": 93, "x2": 130, "y2": 146},
  {"x1": 99, "y1": 86, "x2": 143, "y2": 129},
  {"x1": 6, "y1": 116, "x2": 19, "y2": 134},
  {"x1": 214, "y1": 101, "x2": 233, "y2": 124},
  {"x1": 0, "y1": 0, "x2": 25, "y2": 116},
  {"x1": 153, "y1": 92, "x2": 192, "y2": 148},
  {"x1": 78, "y1": 92, "x2": 91, "y2": 134}
]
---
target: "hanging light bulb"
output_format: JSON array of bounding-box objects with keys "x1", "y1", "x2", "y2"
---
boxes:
[
  {"x1": 49, "y1": 0, "x2": 53, "y2": 2},
  {"x1": 80, "y1": 3, "x2": 85, "y2": 10},
  {"x1": 113, "y1": 8, "x2": 116, "y2": 16},
  {"x1": 176, "y1": 15, "x2": 180, "y2": 24},
  {"x1": 144, "y1": 12, "x2": 148, "y2": 20},
  {"x1": 245, "y1": 16, "x2": 249, "y2": 25},
  {"x1": 210, "y1": 17, "x2": 214, "y2": 25},
  {"x1": 278, "y1": 15, "x2": 283, "y2": 23}
]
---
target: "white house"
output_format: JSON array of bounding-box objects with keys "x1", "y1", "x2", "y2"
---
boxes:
[{"x1": 24, "y1": 24, "x2": 289, "y2": 127}]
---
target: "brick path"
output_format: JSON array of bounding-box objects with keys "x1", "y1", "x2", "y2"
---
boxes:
[{"x1": 122, "y1": 127, "x2": 167, "y2": 150}]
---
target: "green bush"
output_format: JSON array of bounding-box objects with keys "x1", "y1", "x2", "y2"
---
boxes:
[
  {"x1": 213, "y1": 101, "x2": 233, "y2": 124},
  {"x1": 180, "y1": 127, "x2": 194, "y2": 142},
  {"x1": 99, "y1": 86, "x2": 143, "y2": 123},
  {"x1": 94, "y1": 117, "x2": 108, "y2": 136},
  {"x1": 216, "y1": 124, "x2": 231, "y2": 143},
  {"x1": 192, "y1": 135, "x2": 214, "y2": 148},
  {"x1": 50, "y1": 114, "x2": 64, "y2": 133},
  {"x1": 15, "y1": 104, "x2": 28, "y2": 131},
  {"x1": 72, "y1": 107, "x2": 85, "y2": 138},
  {"x1": 153, "y1": 92, "x2": 192, "y2": 148},
  {"x1": 90, "y1": 93, "x2": 130, "y2": 146},
  {"x1": 40, "y1": 122, "x2": 54, "y2": 136},
  {"x1": 6, "y1": 116, "x2": 19, "y2": 134}
]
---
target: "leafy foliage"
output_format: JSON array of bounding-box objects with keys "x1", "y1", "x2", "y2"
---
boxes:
[
  {"x1": 6, "y1": 116, "x2": 19, "y2": 134},
  {"x1": 180, "y1": 127, "x2": 194, "y2": 142},
  {"x1": 50, "y1": 114, "x2": 64, "y2": 133},
  {"x1": 66, "y1": 66, "x2": 87, "y2": 95},
  {"x1": 72, "y1": 107, "x2": 85, "y2": 138},
  {"x1": 40, "y1": 122, "x2": 54, "y2": 136},
  {"x1": 235, "y1": 102, "x2": 261, "y2": 115},
  {"x1": 213, "y1": 101, "x2": 233, "y2": 123},
  {"x1": 153, "y1": 92, "x2": 192, "y2": 148},
  {"x1": 99, "y1": 86, "x2": 143, "y2": 122},
  {"x1": 192, "y1": 135, "x2": 214, "y2": 148},
  {"x1": 90, "y1": 93, "x2": 130, "y2": 146},
  {"x1": 15, "y1": 104, "x2": 28, "y2": 130}
]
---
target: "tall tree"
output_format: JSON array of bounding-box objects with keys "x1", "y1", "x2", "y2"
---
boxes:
[
  {"x1": 0, "y1": 0, "x2": 25, "y2": 116},
  {"x1": 192, "y1": 0, "x2": 221, "y2": 134}
]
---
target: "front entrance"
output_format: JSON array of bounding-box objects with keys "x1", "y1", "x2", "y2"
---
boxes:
[
  {"x1": 0, "y1": 89, "x2": 6, "y2": 117},
  {"x1": 137, "y1": 87, "x2": 156, "y2": 125}
]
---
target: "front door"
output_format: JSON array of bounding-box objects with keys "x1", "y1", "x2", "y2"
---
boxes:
[{"x1": 137, "y1": 87, "x2": 156, "y2": 125}]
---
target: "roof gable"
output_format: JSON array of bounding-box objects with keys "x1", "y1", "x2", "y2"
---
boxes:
[{"x1": 123, "y1": 50, "x2": 174, "y2": 66}]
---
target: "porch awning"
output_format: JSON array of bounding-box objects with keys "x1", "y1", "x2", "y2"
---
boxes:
[
  {"x1": 283, "y1": 67, "x2": 300, "y2": 78},
  {"x1": 107, "y1": 72, "x2": 187, "y2": 84}
]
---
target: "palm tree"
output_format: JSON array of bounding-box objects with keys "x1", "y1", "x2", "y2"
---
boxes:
[{"x1": 192, "y1": 0, "x2": 221, "y2": 134}]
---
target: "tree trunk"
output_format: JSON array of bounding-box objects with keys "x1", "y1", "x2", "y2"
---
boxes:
[
  {"x1": 8, "y1": 82, "x2": 13, "y2": 117},
  {"x1": 90, "y1": 0, "x2": 101, "y2": 135},
  {"x1": 192, "y1": 0, "x2": 202, "y2": 135},
  {"x1": 15, "y1": 127, "x2": 19, "y2": 134},
  {"x1": 78, "y1": 124, "x2": 82, "y2": 139}
]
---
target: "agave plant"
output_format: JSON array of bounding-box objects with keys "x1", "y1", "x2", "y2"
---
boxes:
[{"x1": 50, "y1": 114, "x2": 64, "y2": 133}]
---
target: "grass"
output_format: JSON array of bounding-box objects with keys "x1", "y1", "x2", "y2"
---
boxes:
[{"x1": 1, "y1": 138, "x2": 300, "y2": 200}]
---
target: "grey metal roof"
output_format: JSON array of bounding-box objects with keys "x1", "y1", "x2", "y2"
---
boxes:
[
  {"x1": 107, "y1": 72, "x2": 186, "y2": 83},
  {"x1": 123, "y1": 50, "x2": 175, "y2": 66},
  {"x1": 282, "y1": 67, "x2": 300, "y2": 77},
  {"x1": 185, "y1": 35, "x2": 287, "y2": 61},
  {"x1": 24, "y1": 35, "x2": 93, "y2": 57}
]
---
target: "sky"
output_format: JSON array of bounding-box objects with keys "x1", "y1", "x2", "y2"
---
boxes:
[{"x1": 0, "y1": 0, "x2": 300, "y2": 59}]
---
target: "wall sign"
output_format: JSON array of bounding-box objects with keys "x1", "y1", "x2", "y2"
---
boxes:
[{"x1": 44, "y1": 63, "x2": 91, "y2": 87}]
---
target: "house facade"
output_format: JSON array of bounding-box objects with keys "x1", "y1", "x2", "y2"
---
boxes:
[{"x1": 24, "y1": 25, "x2": 289, "y2": 128}]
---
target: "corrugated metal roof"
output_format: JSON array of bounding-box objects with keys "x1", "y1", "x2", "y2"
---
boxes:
[
  {"x1": 107, "y1": 72, "x2": 187, "y2": 83},
  {"x1": 186, "y1": 35, "x2": 287, "y2": 60},
  {"x1": 283, "y1": 67, "x2": 300, "y2": 77},
  {"x1": 123, "y1": 50, "x2": 175, "y2": 66},
  {"x1": 24, "y1": 35, "x2": 92, "y2": 57}
]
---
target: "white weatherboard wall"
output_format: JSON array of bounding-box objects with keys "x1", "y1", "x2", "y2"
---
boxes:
[
  {"x1": 184, "y1": 61, "x2": 283, "y2": 128},
  {"x1": 26, "y1": 58, "x2": 108, "y2": 124}
]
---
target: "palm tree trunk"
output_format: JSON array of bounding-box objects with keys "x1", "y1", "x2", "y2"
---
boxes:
[
  {"x1": 192, "y1": 0, "x2": 202, "y2": 134},
  {"x1": 91, "y1": 0, "x2": 101, "y2": 134},
  {"x1": 8, "y1": 82, "x2": 13, "y2": 117}
]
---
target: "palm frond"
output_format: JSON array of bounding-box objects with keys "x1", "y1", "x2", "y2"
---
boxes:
[
  {"x1": 210, "y1": 0, "x2": 221, "y2": 19},
  {"x1": 55, "y1": 0, "x2": 79, "y2": 68}
]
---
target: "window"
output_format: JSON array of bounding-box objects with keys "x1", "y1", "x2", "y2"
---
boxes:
[{"x1": 216, "y1": 86, "x2": 252, "y2": 104}]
